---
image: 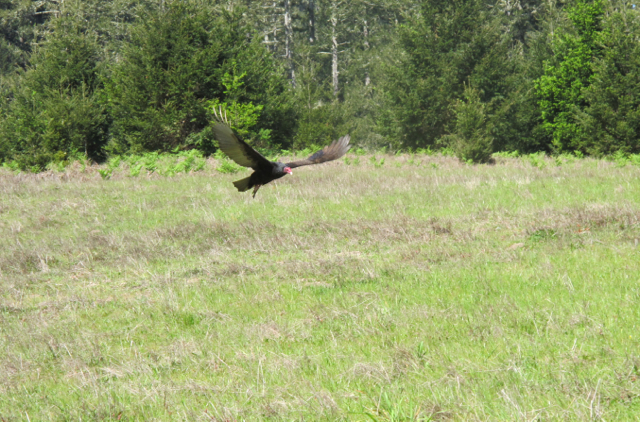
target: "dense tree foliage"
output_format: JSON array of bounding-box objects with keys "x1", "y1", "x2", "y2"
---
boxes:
[
  {"x1": 396, "y1": 0, "x2": 515, "y2": 149},
  {"x1": 104, "y1": 3, "x2": 293, "y2": 155},
  {"x1": 580, "y1": 7, "x2": 640, "y2": 154},
  {"x1": 0, "y1": 16, "x2": 108, "y2": 169},
  {"x1": 1, "y1": 0, "x2": 639, "y2": 168},
  {"x1": 536, "y1": 0, "x2": 605, "y2": 152}
]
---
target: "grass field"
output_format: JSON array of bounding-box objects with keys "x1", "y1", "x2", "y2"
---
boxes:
[{"x1": 1, "y1": 153, "x2": 639, "y2": 421}]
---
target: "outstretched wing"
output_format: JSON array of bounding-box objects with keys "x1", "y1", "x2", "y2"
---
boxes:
[
  {"x1": 212, "y1": 107, "x2": 271, "y2": 170},
  {"x1": 286, "y1": 135, "x2": 351, "y2": 169}
]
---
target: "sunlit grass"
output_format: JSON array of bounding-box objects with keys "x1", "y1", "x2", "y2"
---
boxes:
[{"x1": 1, "y1": 153, "x2": 639, "y2": 420}]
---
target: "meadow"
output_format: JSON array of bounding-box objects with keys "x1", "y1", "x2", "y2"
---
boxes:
[{"x1": 0, "y1": 152, "x2": 639, "y2": 421}]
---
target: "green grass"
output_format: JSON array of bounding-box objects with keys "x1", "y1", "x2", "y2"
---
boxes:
[{"x1": 1, "y1": 153, "x2": 639, "y2": 420}]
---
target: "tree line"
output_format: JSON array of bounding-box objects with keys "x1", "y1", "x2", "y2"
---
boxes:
[{"x1": 1, "y1": 0, "x2": 639, "y2": 169}]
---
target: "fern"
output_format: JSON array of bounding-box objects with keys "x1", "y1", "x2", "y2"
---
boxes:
[{"x1": 216, "y1": 159, "x2": 242, "y2": 174}]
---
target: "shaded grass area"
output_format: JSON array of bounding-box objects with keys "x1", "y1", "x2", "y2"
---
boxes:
[{"x1": 1, "y1": 154, "x2": 639, "y2": 420}]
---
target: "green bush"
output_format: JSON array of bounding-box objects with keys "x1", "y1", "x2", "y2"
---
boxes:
[
  {"x1": 216, "y1": 159, "x2": 242, "y2": 174},
  {"x1": 448, "y1": 86, "x2": 494, "y2": 164}
]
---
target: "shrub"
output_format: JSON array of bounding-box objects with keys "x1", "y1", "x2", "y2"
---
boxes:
[
  {"x1": 216, "y1": 159, "x2": 242, "y2": 174},
  {"x1": 448, "y1": 86, "x2": 494, "y2": 164}
]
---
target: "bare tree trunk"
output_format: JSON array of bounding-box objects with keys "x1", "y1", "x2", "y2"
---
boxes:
[
  {"x1": 308, "y1": 0, "x2": 315, "y2": 43},
  {"x1": 331, "y1": 27, "x2": 339, "y2": 97},
  {"x1": 363, "y1": 17, "x2": 370, "y2": 86},
  {"x1": 284, "y1": 0, "x2": 292, "y2": 61},
  {"x1": 284, "y1": 0, "x2": 295, "y2": 87},
  {"x1": 331, "y1": 4, "x2": 339, "y2": 98},
  {"x1": 260, "y1": 2, "x2": 280, "y2": 53},
  {"x1": 271, "y1": 1, "x2": 278, "y2": 53}
]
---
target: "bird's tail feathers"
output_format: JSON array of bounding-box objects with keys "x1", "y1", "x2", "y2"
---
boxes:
[{"x1": 233, "y1": 177, "x2": 252, "y2": 192}]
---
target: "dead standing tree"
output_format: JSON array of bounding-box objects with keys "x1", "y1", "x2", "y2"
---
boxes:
[
  {"x1": 308, "y1": 0, "x2": 316, "y2": 43},
  {"x1": 258, "y1": 1, "x2": 296, "y2": 87},
  {"x1": 284, "y1": 0, "x2": 296, "y2": 87},
  {"x1": 319, "y1": 0, "x2": 351, "y2": 99}
]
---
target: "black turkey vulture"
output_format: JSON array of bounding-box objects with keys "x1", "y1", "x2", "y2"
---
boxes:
[{"x1": 212, "y1": 107, "x2": 350, "y2": 197}]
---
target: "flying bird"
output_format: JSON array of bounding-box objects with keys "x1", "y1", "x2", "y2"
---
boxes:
[{"x1": 212, "y1": 107, "x2": 350, "y2": 197}]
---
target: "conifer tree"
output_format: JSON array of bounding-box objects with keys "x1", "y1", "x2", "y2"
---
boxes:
[
  {"x1": 104, "y1": 2, "x2": 292, "y2": 154},
  {"x1": 0, "y1": 16, "x2": 108, "y2": 168},
  {"x1": 535, "y1": 0, "x2": 605, "y2": 153}
]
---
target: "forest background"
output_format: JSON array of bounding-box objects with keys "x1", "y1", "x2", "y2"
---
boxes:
[{"x1": 1, "y1": 0, "x2": 640, "y2": 170}]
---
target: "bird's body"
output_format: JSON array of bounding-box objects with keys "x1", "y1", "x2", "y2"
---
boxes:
[
  {"x1": 212, "y1": 107, "x2": 350, "y2": 197},
  {"x1": 232, "y1": 162, "x2": 291, "y2": 196}
]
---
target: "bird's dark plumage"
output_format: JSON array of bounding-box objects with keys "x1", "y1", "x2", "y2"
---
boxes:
[
  {"x1": 285, "y1": 134, "x2": 351, "y2": 169},
  {"x1": 212, "y1": 107, "x2": 350, "y2": 197}
]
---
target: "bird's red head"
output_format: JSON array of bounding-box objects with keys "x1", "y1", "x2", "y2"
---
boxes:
[{"x1": 284, "y1": 167, "x2": 292, "y2": 175}]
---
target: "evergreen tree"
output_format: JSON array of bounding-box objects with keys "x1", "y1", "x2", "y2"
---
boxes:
[
  {"x1": 2, "y1": 0, "x2": 639, "y2": 164},
  {"x1": 575, "y1": 4, "x2": 640, "y2": 154},
  {"x1": 395, "y1": 0, "x2": 515, "y2": 149},
  {"x1": 292, "y1": 0, "x2": 415, "y2": 150},
  {"x1": 535, "y1": 0, "x2": 605, "y2": 153},
  {"x1": 448, "y1": 84, "x2": 494, "y2": 163},
  {"x1": 104, "y1": 2, "x2": 293, "y2": 155},
  {"x1": 0, "y1": 16, "x2": 108, "y2": 168},
  {"x1": 0, "y1": 0, "x2": 61, "y2": 76}
]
